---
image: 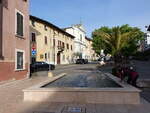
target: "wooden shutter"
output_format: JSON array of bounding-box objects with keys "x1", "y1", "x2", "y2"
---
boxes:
[{"x1": 17, "y1": 12, "x2": 23, "y2": 37}]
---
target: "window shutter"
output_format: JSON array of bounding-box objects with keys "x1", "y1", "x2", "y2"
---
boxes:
[
  {"x1": 16, "y1": 12, "x2": 23, "y2": 37},
  {"x1": 20, "y1": 14, "x2": 23, "y2": 36}
]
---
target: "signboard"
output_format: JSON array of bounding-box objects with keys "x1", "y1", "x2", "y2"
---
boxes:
[{"x1": 32, "y1": 50, "x2": 36, "y2": 56}]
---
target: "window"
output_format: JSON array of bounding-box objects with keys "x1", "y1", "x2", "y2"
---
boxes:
[
  {"x1": 71, "y1": 45, "x2": 73, "y2": 50},
  {"x1": 45, "y1": 36, "x2": 47, "y2": 44},
  {"x1": 40, "y1": 54, "x2": 44, "y2": 59},
  {"x1": 16, "y1": 49, "x2": 25, "y2": 70},
  {"x1": 58, "y1": 40, "x2": 62, "y2": 47},
  {"x1": 31, "y1": 33, "x2": 36, "y2": 42},
  {"x1": 67, "y1": 44, "x2": 69, "y2": 49},
  {"x1": 53, "y1": 39, "x2": 55, "y2": 47},
  {"x1": 1, "y1": 0, "x2": 8, "y2": 8},
  {"x1": 58, "y1": 40, "x2": 60, "y2": 47},
  {"x1": 62, "y1": 42, "x2": 65, "y2": 48},
  {"x1": 45, "y1": 53, "x2": 47, "y2": 60},
  {"x1": 80, "y1": 34, "x2": 82, "y2": 41},
  {"x1": 31, "y1": 20, "x2": 35, "y2": 27},
  {"x1": 60, "y1": 41, "x2": 62, "y2": 47},
  {"x1": 16, "y1": 10, "x2": 24, "y2": 37},
  {"x1": 44, "y1": 25, "x2": 47, "y2": 31}
]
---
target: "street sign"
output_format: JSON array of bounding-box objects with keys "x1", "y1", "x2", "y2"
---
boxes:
[{"x1": 32, "y1": 50, "x2": 36, "y2": 55}]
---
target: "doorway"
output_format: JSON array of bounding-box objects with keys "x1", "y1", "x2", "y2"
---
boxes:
[{"x1": 57, "y1": 53, "x2": 61, "y2": 64}]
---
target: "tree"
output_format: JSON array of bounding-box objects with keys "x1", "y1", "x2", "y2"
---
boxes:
[{"x1": 92, "y1": 24, "x2": 144, "y2": 65}]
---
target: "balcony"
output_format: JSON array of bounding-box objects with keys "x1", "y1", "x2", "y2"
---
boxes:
[{"x1": 57, "y1": 46, "x2": 64, "y2": 53}]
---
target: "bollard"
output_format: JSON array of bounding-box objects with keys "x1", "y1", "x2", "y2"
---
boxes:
[{"x1": 48, "y1": 71, "x2": 53, "y2": 77}]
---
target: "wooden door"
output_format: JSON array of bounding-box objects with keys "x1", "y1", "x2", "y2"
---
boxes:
[{"x1": 57, "y1": 53, "x2": 60, "y2": 64}]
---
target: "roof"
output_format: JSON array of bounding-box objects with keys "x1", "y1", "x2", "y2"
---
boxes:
[
  {"x1": 63, "y1": 24, "x2": 86, "y2": 33},
  {"x1": 30, "y1": 15, "x2": 75, "y2": 39},
  {"x1": 63, "y1": 27, "x2": 73, "y2": 30},
  {"x1": 85, "y1": 36, "x2": 92, "y2": 41}
]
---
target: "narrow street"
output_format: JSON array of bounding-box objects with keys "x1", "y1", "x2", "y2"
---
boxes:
[{"x1": 31, "y1": 63, "x2": 98, "y2": 78}]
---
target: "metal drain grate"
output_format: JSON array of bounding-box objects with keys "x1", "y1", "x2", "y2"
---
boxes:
[{"x1": 61, "y1": 106, "x2": 86, "y2": 113}]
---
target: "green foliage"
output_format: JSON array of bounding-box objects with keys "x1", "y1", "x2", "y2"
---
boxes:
[
  {"x1": 92, "y1": 24, "x2": 144, "y2": 58},
  {"x1": 92, "y1": 26, "x2": 112, "y2": 55}
]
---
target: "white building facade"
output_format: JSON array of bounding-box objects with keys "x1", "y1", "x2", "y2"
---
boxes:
[
  {"x1": 64, "y1": 24, "x2": 86, "y2": 59},
  {"x1": 144, "y1": 32, "x2": 150, "y2": 50},
  {"x1": 143, "y1": 25, "x2": 150, "y2": 50}
]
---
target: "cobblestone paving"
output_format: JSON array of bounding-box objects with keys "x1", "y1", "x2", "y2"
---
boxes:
[{"x1": 0, "y1": 63, "x2": 150, "y2": 113}]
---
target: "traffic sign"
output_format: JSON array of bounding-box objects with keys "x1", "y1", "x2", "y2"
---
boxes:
[{"x1": 32, "y1": 50, "x2": 36, "y2": 55}]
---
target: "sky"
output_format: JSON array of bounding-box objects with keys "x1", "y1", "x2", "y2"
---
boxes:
[{"x1": 30, "y1": 0, "x2": 150, "y2": 37}]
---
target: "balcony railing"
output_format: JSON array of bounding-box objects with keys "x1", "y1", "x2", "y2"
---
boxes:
[{"x1": 57, "y1": 46, "x2": 64, "y2": 53}]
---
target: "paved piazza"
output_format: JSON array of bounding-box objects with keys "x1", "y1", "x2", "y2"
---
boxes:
[{"x1": 0, "y1": 63, "x2": 150, "y2": 113}]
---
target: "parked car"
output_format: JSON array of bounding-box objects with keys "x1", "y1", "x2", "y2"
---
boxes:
[
  {"x1": 84, "y1": 59, "x2": 88, "y2": 64},
  {"x1": 76, "y1": 59, "x2": 88, "y2": 64},
  {"x1": 30, "y1": 62, "x2": 55, "y2": 73}
]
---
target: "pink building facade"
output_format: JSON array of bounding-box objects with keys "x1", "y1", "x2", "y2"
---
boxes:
[{"x1": 0, "y1": 0, "x2": 30, "y2": 82}]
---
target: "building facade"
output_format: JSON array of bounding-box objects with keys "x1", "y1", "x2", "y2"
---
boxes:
[
  {"x1": 144, "y1": 25, "x2": 150, "y2": 50},
  {"x1": 30, "y1": 16, "x2": 75, "y2": 65},
  {"x1": 64, "y1": 24, "x2": 87, "y2": 59},
  {"x1": 0, "y1": 0, "x2": 30, "y2": 82},
  {"x1": 85, "y1": 37, "x2": 97, "y2": 61}
]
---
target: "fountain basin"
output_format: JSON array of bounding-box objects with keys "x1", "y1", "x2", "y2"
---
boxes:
[{"x1": 23, "y1": 73, "x2": 141, "y2": 104}]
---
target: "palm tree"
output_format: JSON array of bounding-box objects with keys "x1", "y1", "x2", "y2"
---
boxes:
[{"x1": 94, "y1": 26, "x2": 141, "y2": 66}]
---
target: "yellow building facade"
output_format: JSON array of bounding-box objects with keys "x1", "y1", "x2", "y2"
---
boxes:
[
  {"x1": 30, "y1": 16, "x2": 75, "y2": 65},
  {"x1": 85, "y1": 37, "x2": 97, "y2": 61}
]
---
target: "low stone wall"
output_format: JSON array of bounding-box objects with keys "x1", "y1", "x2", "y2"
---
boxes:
[{"x1": 23, "y1": 73, "x2": 141, "y2": 104}]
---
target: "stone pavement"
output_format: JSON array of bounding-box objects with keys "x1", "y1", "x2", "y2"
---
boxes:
[
  {"x1": 98, "y1": 60, "x2": 150, "y2": 80},
  {"x1": 131, "y1": 60, "x2": 150, "y2": 80},
  {"x1": 0, "y1": 63, "x2": 150, "y2": 113}
]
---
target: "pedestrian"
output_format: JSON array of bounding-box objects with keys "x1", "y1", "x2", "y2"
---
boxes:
[
  {"x1": 128, "y1": 67, "x2": 139, "y2": 87},
  {"x1": 116, "y1": 66, "x2": 124, "y2": 82}
]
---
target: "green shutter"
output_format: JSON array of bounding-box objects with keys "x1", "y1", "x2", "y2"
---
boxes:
[{"x1": 17, "y1": 12, "x2": 23, "y2": 37}]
